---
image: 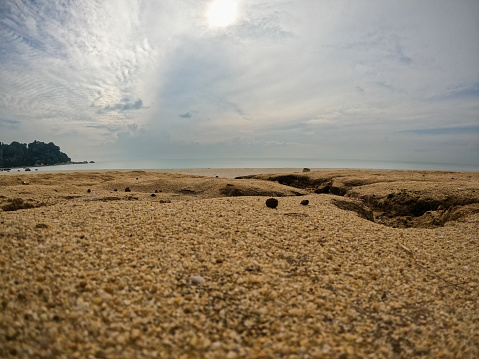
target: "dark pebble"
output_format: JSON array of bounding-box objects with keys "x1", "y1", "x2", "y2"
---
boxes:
[
  {"x1": 266, "y1": 198, "x2": 278, "y2": 208},
  {"x1": 300, "y1": 199, "x2": 309, "y2": 206},
  {"x1": 87, "y1": 189, "x2": 91, "y2": 193},
  {"x1": 151, "y1": 194, "x2": 156, "y2": 197},
  {"x1": 125, "y1": 187, "x2": 131, "y2": 192}
]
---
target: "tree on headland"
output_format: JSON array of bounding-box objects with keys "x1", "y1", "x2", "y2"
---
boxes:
[{"x1": 0, "y1": 140, "x2": 71, "y2": 168}]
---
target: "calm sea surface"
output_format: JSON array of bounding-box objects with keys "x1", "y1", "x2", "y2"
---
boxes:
[{"x1": 6, "y1": 158, "x2": 479, "y2": 172}]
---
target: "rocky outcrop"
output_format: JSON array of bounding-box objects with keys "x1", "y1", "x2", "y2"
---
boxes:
[{"x1": 237, "y1": 170, "x2": 479, "y2": 228}]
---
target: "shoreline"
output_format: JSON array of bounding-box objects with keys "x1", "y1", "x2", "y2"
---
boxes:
[
  {"x1": 0, "y1": 167, "x2": 328, "y2": 179},
  {"x1": 1, "y1": 167, "x2": 477, "y2": 179},
  {"x1": 2, "y1": 157, "x2": 478, "y2": 174}
]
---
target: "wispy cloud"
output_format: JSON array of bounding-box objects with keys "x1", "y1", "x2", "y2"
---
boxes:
[
  {"x1": 179, "y1": 112, "x2": 192, "y2": 119},
  {"x1": 432, "y1": 83, "x2": 479, "y2": 101},
  {"x1": 99, "y1": 99, "x2": 144, "y2": 113},
  {"x1": 396, "y1": 126, "x2": 479, "y2": 136},
  {"x1": 0, "y1": 0, "x2": 157, "y2": 133}
]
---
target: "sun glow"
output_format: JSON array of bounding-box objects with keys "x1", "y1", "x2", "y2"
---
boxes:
[{"x1": 207, "y1": 0, "x2": 238, "y2": 27}]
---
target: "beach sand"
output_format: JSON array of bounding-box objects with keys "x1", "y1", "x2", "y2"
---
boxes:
[{"x1": 1, "y1": 169, "x2": 478, "y2": 358}]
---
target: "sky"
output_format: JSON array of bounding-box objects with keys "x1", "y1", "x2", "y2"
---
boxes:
[{"x1": 1, "y1": 0, "x2": 478, "y2": 166}]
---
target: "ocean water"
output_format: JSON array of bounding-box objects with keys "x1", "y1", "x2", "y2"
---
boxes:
[{"x1": 5, "y1": 158, "x2": 479, "y2": 172}]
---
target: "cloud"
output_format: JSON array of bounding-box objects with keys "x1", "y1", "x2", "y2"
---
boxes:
[
  {"x1": 0, "y1": 119, "x2": 20, "y2": 129},
  {"x1": 0, "y1": 0, "x2": 157, "y2": 132},
  {"x1": 432, "y1": 83, "x2": 479, "y2": 101},
  {"x1": 85, "y1": 125, "x2": 121, "y2": 133},
  {"x1": 396, "y1": 126, "x2": 479, "y2": 136},
  {"x1": 100, "y1": 99, "x2": 144, "y2": 113},
  {"x1": 179, "y1": 112, "x2": 192, "y2": 118}
]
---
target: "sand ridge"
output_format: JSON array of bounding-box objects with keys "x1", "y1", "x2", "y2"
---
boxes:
[{"x1": 0, "y1": 170, "x2": 478, "y2": 358}]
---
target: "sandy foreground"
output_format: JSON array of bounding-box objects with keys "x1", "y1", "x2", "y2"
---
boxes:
[{"x1": 0, "y1": 169, "x2": 478, "y2": 358}]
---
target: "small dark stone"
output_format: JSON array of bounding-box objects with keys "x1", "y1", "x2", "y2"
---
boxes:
[
  {"x1": 136, "y1": 178, "x2": 138, "y2": 180},
  {"x1": 87, "y1": 189, "x2": 91, "y2": 193},
  {"x1": 155, "y1": 189, "x2": 159, "y2": 193},
  {"x1": 125, "y1": 187, "x2": 131, "y2": 192},
  {"x1": 189, "y1": 275, "x2": 205, "y2": 285},
  {"x1": 300, "y1": 199, "x2": 309, "y2": 206},
  {"x1": 266, "y1": 198, "x2": 278, "y2": 208},
  {"x1": 302, "y1": 168, "x2": 310, "y2": 172},
  {"x1": 114, "y1": 189, "x2": 117, "y2": 192},
  {"x1": 151, "y1": 193, "x2": 156, "y2": 197}
]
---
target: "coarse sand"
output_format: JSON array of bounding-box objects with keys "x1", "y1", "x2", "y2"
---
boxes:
[{"x1": 0, "y1": 169, "x2": 478, "y2": 358}]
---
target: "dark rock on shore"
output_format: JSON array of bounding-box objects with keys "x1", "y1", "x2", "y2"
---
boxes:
[{"x1": 266, "y1": 198, "x2": 279, "y2": 208}]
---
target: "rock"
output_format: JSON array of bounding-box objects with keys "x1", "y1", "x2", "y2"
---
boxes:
[
  {"x1": 301, "y1": 200, "x2": 309, "y2": 206},
  {"x1": 125, "y1": 187, "x2": 131, "y2": 192},
  {"x1": 303, "y1": 168, "x2": 311, "y2": 172},
  {"x1": 87, "y1": 189, "x2": 91, "y2": 193},
  {"x1": 189, "y1": 275, "x2": 205, "y2": 285},
  {"x1": 266, "y1": 198, "x2": 279, "y2": 208},
  {"x1": 315, "y1": 182, "x2": 332, "y2": 194},
  {"x1": 151, "y1": 194, "x2": 156, "y2": 197}
]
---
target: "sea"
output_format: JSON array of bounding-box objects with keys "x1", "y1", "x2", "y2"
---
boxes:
[{"x1": 4, "y1": 158, "x2": 479, "y2": 172}]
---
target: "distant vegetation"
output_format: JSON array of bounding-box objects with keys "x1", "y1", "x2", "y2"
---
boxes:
[{"x1": 0, "y1": 140, "x2": 71, "y2": 168}]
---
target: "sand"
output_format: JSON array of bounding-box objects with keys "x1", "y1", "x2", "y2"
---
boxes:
[{"x1": 0, "y1": 169, "x2": 478, "y2": 358}]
